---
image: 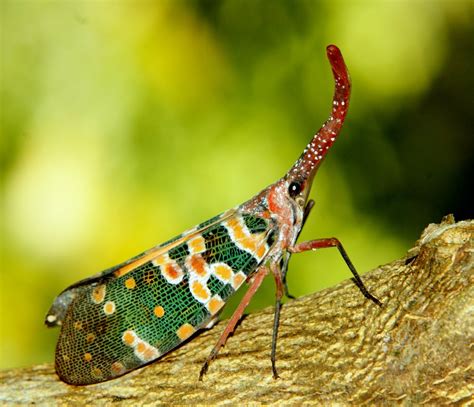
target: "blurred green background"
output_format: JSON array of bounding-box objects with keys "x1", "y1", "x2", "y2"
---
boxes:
[{"x1": 1, "y1": 1, "x2": 472, "y2": 370}]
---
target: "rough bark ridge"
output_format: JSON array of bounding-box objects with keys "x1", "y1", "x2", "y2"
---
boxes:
[{"x1": 1, "y1": 216, "x2": 472, "y2": 405}]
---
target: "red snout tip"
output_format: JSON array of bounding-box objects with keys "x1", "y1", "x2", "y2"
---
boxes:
[
  {"x1": 325, "y1": 45, "x2": 348, "y2": 82},
  {"x1": 326, "y1": 44, "x2": 341, "y2": 56}
]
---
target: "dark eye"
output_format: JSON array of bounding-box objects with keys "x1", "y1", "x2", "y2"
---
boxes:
[{"x1": 288, "y1": 181, "x2": 302, "y2": 198}]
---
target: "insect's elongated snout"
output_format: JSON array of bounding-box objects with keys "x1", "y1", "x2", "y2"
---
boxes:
[{"x1": 288, "y1": 45, "x2": 351, "y2": 199}]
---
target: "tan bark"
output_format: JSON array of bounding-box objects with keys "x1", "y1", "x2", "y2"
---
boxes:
[{"x1": 1, "y1": 216, "x2": 472, "y2": 405}]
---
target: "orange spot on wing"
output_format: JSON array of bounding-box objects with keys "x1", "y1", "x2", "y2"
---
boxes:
[
  {"x1": 235, "y1": 227, "x2": 246, "y2": 240},
  {"x1": 176, "y1": 323, "x2": 195, "y2": 340},
  {"x1": 122, "y1": 331, "x2": 136, "y2": 346},
  {"x1": 226, "y1": 218, "x2": 247, "y2": 240},
  {"x1": 214, "y1": 264, "x2": 232, "y2": 282},
  {"x1": 125, "y1": 277, "x2": 136, "y2": 289},
  {"x1": 165, "y1": 263, "x2": 180, "y2": 279},
  {"x1": 191, "y1": 280, "x2": 210, "y2": 302},
  {"x1": 74, "y1": 321, "x2": 83, "y2": 330},
  {"x1": 189, "y1": 236, "x2": 206, "y2": 253},
  {"x1": 232, "y1": 272, "x2": 246, "y2": 289},
  {"x1": 136, "y1": 341, "x2": 146, "y2": 353},
  {"x1": 86, "y1": 333, "x2": 96, "y2": 343},
  {"x1": 111, "y1": 362, "x2": 125, "y2": 376},
  {"x1": 207, "y1": 295, "x2": 225, "y2": 315},
  {"x1": 84, "y1": 353, "x2": 92, "y2": 362},
  {"x1": 189, "y1": 254, "x2": 207, "y2": 276},
  {"x1": 153, "y1": 305, "x2": 165, "y2": 318},
  {"x1": 103, "y1": 301, "x2": 116, "y2": 315},
  {"x1": 256, "y1": 244, "x2": 266, "y2": 258},
  {"x1": 143, "y1": 346, "x2": 158, "y2": 361},
  {"x1": 91, "y1": 285, "x2": 106, "y2": 304},
  {"x1": 227, "y1": 218, "x2": 268, "y2": 258},
  {"x1": 241, "y1": 237, "x2": 257, "y2": 251},
  {"x1": 226, "y1": 218, "x2": 239, "y2": 228},
  {"x1": 162, "y1": 261, "x2": 184, "y2": 284}
]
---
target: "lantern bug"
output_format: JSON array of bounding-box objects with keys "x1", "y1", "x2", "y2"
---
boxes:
[{"x1": 46, "y1": 45, "x2": 381, "y2": 385}]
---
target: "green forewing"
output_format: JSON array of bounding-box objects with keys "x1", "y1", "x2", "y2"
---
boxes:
[{"x1": 54, "y1": 212, "x2": 275, "y2": 384}]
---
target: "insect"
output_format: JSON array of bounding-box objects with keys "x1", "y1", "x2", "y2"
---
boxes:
[{"x1": 46, "y1": 45, "x2": 381, "y2": 385}]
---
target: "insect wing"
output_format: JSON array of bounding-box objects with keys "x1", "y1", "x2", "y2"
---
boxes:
[
  {"x1": 53, "y1": 210, "x2": 275, "y2": 384},
  {"x1": 45, "y1": 210, "x2": 239, "y2": 328}
]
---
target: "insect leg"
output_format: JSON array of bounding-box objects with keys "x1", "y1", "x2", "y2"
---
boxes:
[
  {"x1": 281, "y1": 199, "x2": 316, "y2": 299},
  {"x1": 280, "y1": 253, "x2": 294, "y2": 299},
  {"x1": 302, "y1": 199, "x2": 316, "y2": 226},
  {"x1": 199, "y1": 265, "x2": 269, "y2": 380},
  {"x1": 289, "y1": 238, "x2": 382, "y2": 306},
  {"x1": 270, "y1": 261, "x2": 284, "y2": 379}
]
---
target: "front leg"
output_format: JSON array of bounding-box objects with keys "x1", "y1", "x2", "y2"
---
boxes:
[
  {"x1": 289, "y1": 238, "x2": 382, "y2": 306},
  {"x1": 199, "y1": 265, "x2": 269, "y2": 380}
]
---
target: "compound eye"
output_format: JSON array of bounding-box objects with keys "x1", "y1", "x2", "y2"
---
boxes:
[{"x1": 288, "y1": 181, "x2": 302, "y2": 198}]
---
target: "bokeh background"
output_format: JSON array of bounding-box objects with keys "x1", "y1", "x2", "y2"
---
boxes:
[{"x1": 1, "y1": 1, "x2": 472, "y2": 370}]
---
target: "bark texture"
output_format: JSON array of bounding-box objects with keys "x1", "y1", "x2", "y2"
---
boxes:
[{"x1": 1, "y1": 216, "x2": 472, "y2": 405}]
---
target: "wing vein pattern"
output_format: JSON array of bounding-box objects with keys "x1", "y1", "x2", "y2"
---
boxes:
[{"x1": 54, "y1": 211, "x2": 275, "y2": 384}]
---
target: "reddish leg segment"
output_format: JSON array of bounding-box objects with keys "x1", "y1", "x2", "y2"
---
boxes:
[
  {"x1": 199, "y1": 265, "x2": 270, "y2": 380},
  {"x1": 289, "y1": 238, "x2": 382, "y2": 306}
]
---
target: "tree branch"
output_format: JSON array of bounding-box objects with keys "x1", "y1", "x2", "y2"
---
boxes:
[{"x1": 1, "y1": 216, "x2": 472, "y2": 405}]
